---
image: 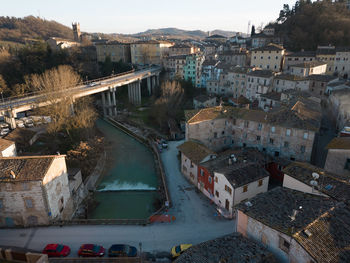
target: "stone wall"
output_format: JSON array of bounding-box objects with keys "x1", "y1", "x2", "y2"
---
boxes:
[{"x1": 324, "y1": 149, "x2": 350, "y2": 177}]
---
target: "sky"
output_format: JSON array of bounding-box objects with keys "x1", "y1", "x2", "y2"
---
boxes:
[{"x1": 1, "y1": 0, "x2": 297, "y2": 34}]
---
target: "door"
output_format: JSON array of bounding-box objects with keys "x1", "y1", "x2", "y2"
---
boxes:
[
  {"x1": 5, "y1": 217, "x2": 14, "y2": 227},
  {"x1": 225, "y1": 199, "x2": 230, "y2": 211}
]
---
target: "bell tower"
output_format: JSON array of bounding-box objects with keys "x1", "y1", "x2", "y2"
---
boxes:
[{"x1": 72, "y1": 22, "x2": 81, "y2": 42}]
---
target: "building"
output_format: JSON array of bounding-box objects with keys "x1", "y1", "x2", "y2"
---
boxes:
[
  {"x1": 0, "y1": 155, "x2": 72, "y2": 227},
  {"x1": 334, "y1": 47, "x2": 350, "y2": 78},
  {"x1": 198, "y1": 149, "x2": 269, "y2": 217},
  {"x1": 47, "y1": 37, "x2": 80, "y2": 51},
  {"x1": 201, "y1": 59, "x2": 220, "y2": 88},
  {"x1": 218, "y1": 50, "x2": 249, "y2": 67},
  {"x1": 4, "y1": 128, "x2": 39, "y2": 150},
  {"x1": 174, "y1": 233, "x2": 277, "y2": 263},
  {"x1": 272, "y1": 74, "x2": 309, "y2": 93},
  {"x1": 193, "y1": 95, "x2": 217, "y2": 109},
  {"x1": 258, "y1": 92, "x2": 282, "y2": 111},
  {"x1": 290, "y1": 61, "x2": 327, "y2": 77},
  {"x1": 177, "y1": 141, "x2": 216, "y2": 185},
  {"x1": 168, "y1": 43, "x2": 198, "y2": 56},
  {"x1": 250, "y1": 43, "x2": 285, "y2": 72},
  {"x1": 0, "y1": 138, "x2": 16, "y2": 157},
  {"x1": 328, "y1": 88, "x2": 350, "y2": 132},
  {"x1": 246, "y1": 69, "x2": 275, "y2": 100},
  {"x1": 185, "y1": 105, "x2": 320, "y2": 161},
  {"x1": 283, "y1": 51, "x2": 316, "y2": 72},
  {"x1": 324, "y1": 137, "x2": 350, "y2": 177},
  {"x1": 183, "y1": 53, "x2": 204, "y2": 88},
  {"x1": 230, "y1": 66, "x2": 251, "y2": 99},
  {"x1": 130, "y1": 40, "x2": 174, "y2": 65},
  {"x1": 316, "y1": 46, "x2": 336, "y2": 74},
  {"x1": 237, "y1": 187, "x2": 347, "y2": 263},
  {"x1": 95, "y1": 42, "x2": 131, "y2": 63},
  {"x1": 283, "y1": 162, "x2": 350, "y2": 202},
  {"x1": 307, "y1": 74, "x2": 337, "y2": 98},
  {"x1": 205, "y1": 34, "x2": 227, "y2": 43},
  {"x1": 163, "y1": 55, "x2": 187, "y2": 79},
  {"x1": 251, "y1": 27, "x2": 281, "y2": 49}
]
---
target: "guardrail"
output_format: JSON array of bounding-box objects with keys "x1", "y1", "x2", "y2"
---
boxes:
[{"x1": 52, "y1": 218, "x2": 148, "y2": 226}]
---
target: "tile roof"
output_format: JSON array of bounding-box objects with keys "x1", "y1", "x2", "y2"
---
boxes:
[
  {"x1": 253, "y1": 43, "x2": 284, "y2": 51},
  {"x1": 293, "y1": 204, "x2": 350, "y2": 263},
  {"x1": 237, "y1": 187, "x2": 337, "y2": 236},
  {"x1": 230, "y1": 95, "x2": 251, "y2": 105},
  {"x1": 283, "y1": 162, "x2": 350, "y2": 202},
  {"x1": 0, "y1": 155, "x2": 64, "y2": 182},
  {"x1": 174, "y1": 233, "x2": 277, "y2": 263},
  {"x1": 307, "y1": 74, "x2": 337, "y2": 82},
  {"x1": 4, "y1": 128, "x2": 37, "y2": 145},
  {"x1": 286, "y1": 51, "x2": 316, "y2": 57},
  {"x1": 247, "y1": 69, "x2": 275, "y2": 78},
  {"x1": 177, "y1": 140, "x2": 215, "y2": 164},
  {"x1": 0, "y1": 138, "x2": 15, "y2": 152},
  {"x1": 326, "y1": 137, "x2": 350, "y2": 150},
  {"x1": 274, "y1": 74, "x2": 305, "y2": 81},
  {"x1": 260, "y1": 92, "x2": 282, "y2": 101},
  {"x1": 193, "y1": 94, "x2": 215, "y2": 103},
  {"x1": 292, "y1": 61, "x2": 327, "y2": 68}
]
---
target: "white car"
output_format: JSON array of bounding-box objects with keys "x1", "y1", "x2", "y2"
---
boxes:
[
  {"x1": 24, "y1": 119, "x2": 34, "y2": 128},
  {"x1": 0, "y1": 123, "x2": 9, "y2": 129},
  {"x1": 0, "y1": 128, "x2": 10, "y2": 136},
  {"x1": 15, "y1": 120, "x2": 25, "y2": 128}
]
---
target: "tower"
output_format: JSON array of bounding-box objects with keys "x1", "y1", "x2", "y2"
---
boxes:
[{"x1": 72, "y1": 22, "x2": 81, "y2": 42}]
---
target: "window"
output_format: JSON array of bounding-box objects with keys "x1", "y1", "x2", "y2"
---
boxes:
[
  {"x1": 225, "y1": 185, "x2": 232, "y2": 195},
  {"x1": 271, "y1": 126, "x2": 275, "y2": 133},
  {"x1": 190, "y1": 161, "x2": 194, "y2": 168},
  {"x1": 0, "y1": 199, "x2": 3, "y2": 209},
  {"x1": 257, "y1": 136, "x2": 261, "y2": 141},
  {"x1": 303, "y1": 132, "x2": 308, "y2": 139},
  {"x1": 258, "y1": 179, "x2": 263, "y2": 187},
  {"x1": 214, "y1": 132, "x2": 217, "y2": 138},
  {"x1": 22, "y1": 183, "x2": 29, "y2": 191},
  {"x1": 286, "y1": 129, "x2": 291, "y2": 136},
  {"x1": 244, "y1": 121, "x2": 249, "y2": 128},
  {"x1": 284, "y1": 141, "x2": 289, "y2": 148},
  {"x1": 215, "y1": 190, "x2": 219, "y2": 197},
  {"x1": 25, "y1": 199, "x2": 33, "y2": 208},
  {"x1": 200, "y1": 169, "x2": 204, "y2": 176},
  {"x1": 345, "y1": 159, "x2": 350, "y2": 170},
  {"x1": 208, "y1": 176, "x2": 212, "y2": 184},
  {"x1": 243, "y1": 185, "x2": 248, "y2": 192},
  {"x1": 300, "y1": 145, "x2": 306, "y2": 153},
  {"x1": 215, "y1": 176, "x2": 218, "y2": 183},
  {"x1": 258, "y1": 123, "x2": 263, "y2": 130},
  {"x1": 270, "y1": 138, "x2": 274, "y2": 144},
  {"x1": 232, "y1": 118, "x2": 237, "y2": 125},
  {"x1": 222, "y1": 131, "x2": 225, "y2": 135},
  {"x1": 279, "y1": 236, "x2": 290, "y2": 253}
]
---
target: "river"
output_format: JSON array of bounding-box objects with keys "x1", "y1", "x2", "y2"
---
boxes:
[{"x1": 88, "y1": 119, "x2": 160, "y2": 219}]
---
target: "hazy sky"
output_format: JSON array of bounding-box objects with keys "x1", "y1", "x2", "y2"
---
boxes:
[{"x1": 1, "y1": 0, "x2": 297, "y2": 34}]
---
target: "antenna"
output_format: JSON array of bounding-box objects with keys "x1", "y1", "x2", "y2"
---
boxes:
[
  {"x1": 247, "y1": 21, "x2": 251, "y2": 35},
  {"x1": 312, "y1": 172, "x2": 319, "y2": 180}
]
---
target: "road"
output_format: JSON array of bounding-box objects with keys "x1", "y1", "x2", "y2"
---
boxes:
[{"x1": 0, "y1": 140, "x2": 234, "y2": 256}]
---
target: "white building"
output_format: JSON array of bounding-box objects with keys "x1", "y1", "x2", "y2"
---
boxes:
[
  {"x1": 290, "y1": 62, "x2": 327, "y2": 77},
  {"x1": 246, "y1": 70, "x2": 275, "y2": 100},
  {"x1": 0, "y1": 138, "x2": 16, "y2": 157},
  {"x1": 334, "y1": 47, "x2": 350, "y2": 78}
]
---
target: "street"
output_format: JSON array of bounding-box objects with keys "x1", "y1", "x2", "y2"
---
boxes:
[{"x1": 0, "y1": 140, "x2": 234, "y2": 256}]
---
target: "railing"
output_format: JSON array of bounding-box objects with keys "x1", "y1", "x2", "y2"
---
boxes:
[
  {"x1": 52, "y1": 218, "x2": 148, "y2": 226},
  {"x1": 0, "y1": 66, "x2": 161, "y2": 109}
]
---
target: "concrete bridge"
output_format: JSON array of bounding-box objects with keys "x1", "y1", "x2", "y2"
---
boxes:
[{"x1": 0, "y1": 66, "x2": 161, "y2": 128}]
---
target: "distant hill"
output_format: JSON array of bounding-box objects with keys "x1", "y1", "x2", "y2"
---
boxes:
[
  {"x1": 0, "y1": 16, "x2": 74, "y2": 44},
  {"x1": 125, "y1": 27, "x2": 241, "y2": 40}
]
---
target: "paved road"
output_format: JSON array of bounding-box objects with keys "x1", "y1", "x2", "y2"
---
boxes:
[{"x1": 0, "y1": 140, "x2": 234, "y2": 256}]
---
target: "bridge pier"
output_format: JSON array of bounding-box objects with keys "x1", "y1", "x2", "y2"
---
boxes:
[
  {"x1": 128, "y1": 80, "x2": 141, "y2": 106},
  {"x1": 106, "y1": 91, "x2": 112, "y2": 116},
  {"x1": 111, "y1": 88, "x2": 117, "y2": 116},
  {"x1": 4, "y1": 108, "x2": 16, "y2": 129},
  {"x1": 151, "y1": 76, "x2": 156, "y2": 94},
  {"x1": 147, "y1": 77, "x2": 152, "y2": 95},
  {"x1": 101, "y1": 92, "x2": 107, "y2": 117}
]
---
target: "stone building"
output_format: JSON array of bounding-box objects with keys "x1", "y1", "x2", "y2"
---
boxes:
[
  {"x1": 0, "y1": 155, "x2": 72, "y2": 227},
  {"x1": 316, "y1": 46, "x2": 336, "y2": 74},
  {"x1": 218, "y1": 50, "x2": 249, "y2": 67},
  {"x1": 193, "y1": 94, "x2": 217, "y2": 109},
  {"x1": 95, "y1": 42, "x2": 131, "y2": 63},
  {"x1": 246, "y1": 69, "x2": 275, "y2": 100},
  {"x1": 325, "y1": 137, "x2": 350, "y2": 177},
  {"x1": 290, "y1": 61, "x2": 327, "y2": 77},
  {"x1": 168, "y1": 43, "x2": 198, "y2": 56},
  {"x1": 185, "y1": 105, "x2": 320, "y2": 162},
  {"x1": 236, "y1": 187, "x2": 348, "y2": 263},
  {"x1": 283, "y1": 51, "x2": 316, "y2": 72},
  {"x1": 130, "y1": 40, "x2": 174, "y2": 65},
  {"x1": 334, "y1": 47, "x2": 350, "y2": 78},
  {"x1": 163, "y1": 54, "x2": 187, "y2": 79},
  {"x1": 328, "y1": 88, "x2": 350, "y2": 132},
  {"x1": 272, "y1": 74, "x2": 309, "y2": 93},
  {"x1": 307, "y1": 74, "x2": 337, "y2": 99},
  {"x1": 250, "y1": 43, "x2": 285, "y2": 72}
]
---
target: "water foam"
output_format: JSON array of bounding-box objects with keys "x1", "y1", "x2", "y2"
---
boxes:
[{"x1": 98, "y1": 180, "x2": 157, "y2": 192}]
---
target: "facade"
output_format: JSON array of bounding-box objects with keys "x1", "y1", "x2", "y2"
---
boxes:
[
  {"x1": 95, "y1": 42, "x2": 131, "y2": 63},
  {"x1": 177, "y1": 141, "x2": 216, "y2": 185},
  {"x1": 283, "y1": 51, "x2": 316, "y2": 72},
  {"x1": 316, "y1": 46, "x2": 336, "y2": 74},
  {"x1": 246, "y1": 70, "x2": 275, "y2": 100},
  {"x1": 328, "y1": 88, "x2": 350, "y2": 131},
  {"x1": 47, "y1": 37, "x2": 80, "y2": 51},
  {"x1": 130, "y1": 40, "x2": 174, "y2": 65},
  {"x1": 183, "y1": 53, "x2": 204, "y2": 88},
  {"x1": 218, "y1": 50, "x2": 249, "y2": 67},
  {"x1": 168, "y1": 43, "x2": 198, "y2": 56},
  {"x1": 230, "y1": 67, "x2": 250, "y2": 99},
  {"x1": 324, "y1": 137, "x2": 350, "y2": 177},
  {"x1": 163, "y1": 55, "x2": 186, "y2": 79},
  {"x1": 258, "y1": 92, "x2": 281, "y2": 111},
  {"x1": 0, "y1": 155, "x2": 72, "y2": 227},
  {"x1": 193, "y1": 95, "x2": 217, "y2": 109},
  {"x1": 290, "y1": 61, "x2": 327, "y2": 77},
  {"x1": 307, "y1": 74, "x2": 337, "y2": 98},
  {"x1": 334, "y1": 47, "x2": 350, "y2": 78},
  {"x1": 272, "y1": 74, "x2": 309, "y2": 93},
  {"x1": 185, "y1": 105, "x2": 320, "y2": 161},
  {"x1": 0, "y1": 138, "x2": 16, "y2": 157},
  {"x1": 236, "y1": 187, "x2": 344, "y2": 263},
  {"x1": 250, "y1": 43, "x2": 285, "y2": 72},
  {"x1": 201, "y1": 60, "x2": 220, "y2": 88}
]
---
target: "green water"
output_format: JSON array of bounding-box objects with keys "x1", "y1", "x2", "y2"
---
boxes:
[{"x1": 89, "y1": 119, "x2": 159, "y2": 219}]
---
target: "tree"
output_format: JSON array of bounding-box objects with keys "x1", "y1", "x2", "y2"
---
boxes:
[
  {"x1": 251, "y1": 25, "x2": 256, "y2": 36},
  {"x1": 24, "y1": 65, "x2": 96, "y2": 138},
  {"x1": 0, "y1": 74, "x2": 9, "y2": 96}
]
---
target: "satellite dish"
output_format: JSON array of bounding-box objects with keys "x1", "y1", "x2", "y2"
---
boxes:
[
  {"x1": 310, "y1": 180, "x2": 318, "y2": 186},
  {"x1": 312, "y1": 172, "x2": 320, "y2": 180}
]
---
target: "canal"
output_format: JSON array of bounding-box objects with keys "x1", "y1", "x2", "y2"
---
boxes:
[{"x1": 88, "y1": 119, "x2": 160, "y2": 219}]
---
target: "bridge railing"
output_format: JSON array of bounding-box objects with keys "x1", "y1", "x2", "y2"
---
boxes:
[{"x1": 0, "y1": 66, "x2": 161, "y2": 109}]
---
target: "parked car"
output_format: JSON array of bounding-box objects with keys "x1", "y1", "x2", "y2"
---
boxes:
[
  {"x1": 78, "y1": 244, "x2": 105, "y2": 257},
  {"x1": 15, "y1": 119, "x2": 25, "y2": 128},
  {"x1": 0, "y1": 128, "x2": 10, "y2": 136},
  {"x1": 108, "y1": 244, "x2": 137, "y2": 257},
  {"x1": 24, "y1": 119, "x2": 34, "y2": 128},
  {"x1": 0, "y1": 123, "x2": 9, "y2": 129},
  {"x1": 42, "y1": 244, "x2": 70, "y2": 257},
  {"x1": 171, "y1": 244, "x2": 192, "y2": 258},
  {"x1": 31, "y1": 116, "x2": 43, "y2": 126}
]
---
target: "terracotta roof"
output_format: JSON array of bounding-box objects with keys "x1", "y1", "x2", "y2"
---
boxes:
[
  {"x1": 174, "y1": 233, "x2": 277, "y2": 263},
  {"x1": 293, "y1": 204, "x2": 350, "y2": 263},
  {"x1": 326, "y1": 137, "x2": 350, "y2": 150},
  {"x1": 283, "y1": 162, "x2": 350, "y2": 202},
  {"x1": 184, "y1": 109, "x2": 201, "y2": 121},
  {"x1": 0, "y1": 155, "x2": 65, "y2": 182},
  {"x1": 292, "y1": 61, "x2": 327, "y2": 68},
  {"x1": 0, "y1": 138, "x2": 15, "y2": 152},
  {"x1": 237, "y1": 187, "x2": 337, "y2": 236},
  {"x1": 177, "y1": 141, "x2": 215, "y2": 165}
]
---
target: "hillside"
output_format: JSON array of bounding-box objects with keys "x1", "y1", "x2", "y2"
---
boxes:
[
  {"x1": 271, "y1": 1, "x2": 350, "y2": 50},
  {"x1": 0, "y1": 16, "x2": 73, "y2": 44}
]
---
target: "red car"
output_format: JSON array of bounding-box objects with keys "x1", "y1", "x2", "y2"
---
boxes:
[
  {"x1": 78, "y1": 244, "x2": 105, "y2": 257},
  {"x1": 42, "y1": 244, "x2": 70, "y2": 257}
]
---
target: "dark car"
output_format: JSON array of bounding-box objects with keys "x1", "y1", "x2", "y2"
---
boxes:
[
  {"x1": 108, "y1": 244, "x2": 137, "y2": 257},
  {"x1": 78, "y1": 244, "x2": 105, "y2": 257},
  {"x1": 42, "y1": 244, "x2": 70, "y2": 257}
]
